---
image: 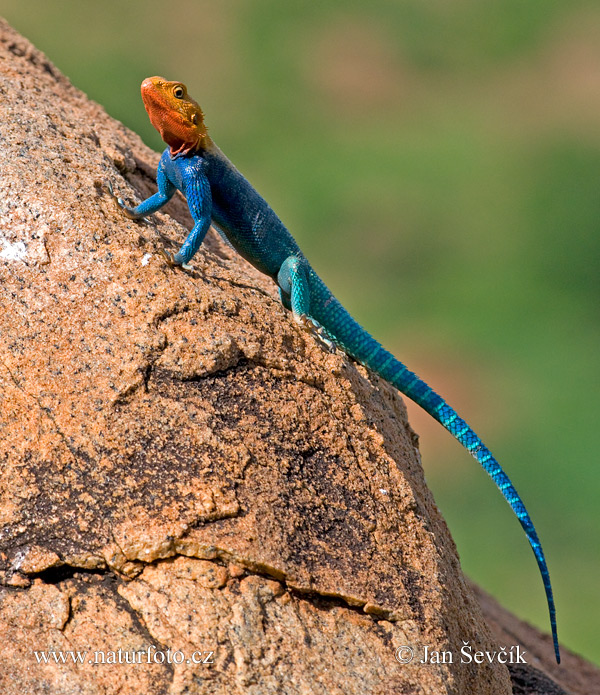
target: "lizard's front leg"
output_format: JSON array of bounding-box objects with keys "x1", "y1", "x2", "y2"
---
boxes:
[
  {"x1": 160, "y1": 217, "x2": 211, "y2": 270},
  {"x1": 106, "y1": 165, "x2": 176, "y2": 220},
  {"x1": 160, "y1": 169, "x2": 213, "y2": 269},
  {"x1": 278, "y1": 256, "x2": 336, "y2": 353}
]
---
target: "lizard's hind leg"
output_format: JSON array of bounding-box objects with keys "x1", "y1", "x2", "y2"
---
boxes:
[
  {"x1": 277, "y1": 256, "x2": 310, "y2": 318},
  {"x1": 278, "y1": 256, "x2": 336, "y2": 352}
]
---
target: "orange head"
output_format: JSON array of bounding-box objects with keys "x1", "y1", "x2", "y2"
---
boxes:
[{"x1": 141, "y1": 76, "x2": 208, "y2": 156}]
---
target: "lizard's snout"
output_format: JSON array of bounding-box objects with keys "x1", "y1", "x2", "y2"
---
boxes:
[{"x1": 141, "y1": 76, "x2": 164, "y2": 97}]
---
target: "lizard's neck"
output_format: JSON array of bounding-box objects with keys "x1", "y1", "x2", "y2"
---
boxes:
[{"x1": 169, "y1": 134, "x2": 212, "y2": 158}]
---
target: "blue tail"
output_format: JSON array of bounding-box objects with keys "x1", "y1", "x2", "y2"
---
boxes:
[
  {"x1": 377, "y1": 346, "x2": 559, "y2": 661},
  {"x1": 313, "y1": 290, "x2": 560, "y2": 662}
]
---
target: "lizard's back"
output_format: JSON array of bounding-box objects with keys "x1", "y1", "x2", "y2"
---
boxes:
[{"x1": 203, "y1": 142, "x2": 304, "y2": 279}]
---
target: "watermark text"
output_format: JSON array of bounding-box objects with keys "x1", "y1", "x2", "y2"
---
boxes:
[
  {"x1": 34, "y1": 646, "x2": 215, "y2": 667},
  {"x1": 394, "y1": 642, "x2": 527, "y2": 665}
]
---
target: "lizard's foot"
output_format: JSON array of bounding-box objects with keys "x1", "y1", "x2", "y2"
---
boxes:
[
  {"x1": 159, "y1": 247, "x2": 177, "y2": 267},
  {"x1": 104, "y1": 181, "x2": 140, "y2": 220},
  {"x1": 159, "y1": 248, "x2": 193, "y2": 271},
  {"x1": 295, "y1": 314, "x2": 337, "y2": 353}
]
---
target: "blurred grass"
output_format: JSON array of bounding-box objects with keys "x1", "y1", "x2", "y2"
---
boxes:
[{"x1": 2, "y1": 0, "x2": 599, "y2": 663}]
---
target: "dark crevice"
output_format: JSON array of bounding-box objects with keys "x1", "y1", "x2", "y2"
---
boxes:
[
  {"x1": 20, "y1": 548, "x2": 402, "y2": 628},
  {"x1": 141, "y1": 362, "x2": 153, "y2": 392},
  {"x1": 147, "y1": 358, "x2": 253, "y2": 393},
  {"x1": 160, "y1": 551, "x2": 396, "y2": 623},
  {"x1": 152, "y1": 303, "x2": 192, "y2": 328},
  {"x1": 290, "y1": 587, "x2": 389, "y2": 621},
  {"x1": 239, "y1": 563, "x2": 397, "y2": 623},
  {"x1": 142, "y1": 354, "x2": 331, "y2": 402},
  {"x1": 30, "y1": 563, "x2": 109, "y2": 584},
  {"x1": 183, "y1": 356, "x2": 250, "y2": 383},
  {"x1": 210, "y1": 273, "x2": 277, "y2": 299}
]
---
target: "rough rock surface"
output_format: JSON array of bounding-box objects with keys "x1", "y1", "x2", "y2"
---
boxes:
[{"x1": 0, "y1": 18, "x2": 595, "y2": 695}]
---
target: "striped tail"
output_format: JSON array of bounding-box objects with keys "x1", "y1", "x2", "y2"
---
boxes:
[
  {"x1": 314, "y1": 291, "x2": 560, "y2": 662},
  {"x1": 374, "y1": 343, "x2": 560, "y2": 662}
]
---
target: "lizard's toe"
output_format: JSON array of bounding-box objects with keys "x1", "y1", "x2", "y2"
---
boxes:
[
  {"x1": 159, "y1": 248, "x2": 177, "y2": 267},
  {"x1": 159, "y1": 248, "x2": 194, "y2": 271},
  {"x1": 295, "y1": 314, "x2": 336, "y2": 353},
  {"x1": 104, "y1": 182, "x2": 139, "y2": 219}
]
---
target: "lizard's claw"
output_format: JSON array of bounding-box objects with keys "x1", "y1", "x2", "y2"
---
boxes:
[
  {"x1": 296, "y1": 314, "x2": 337, "y2": 353},
  {"x1": 159, "y1": 248, "x2": 178, "y2": 267},
  {"x1": 104, "y1": 181, "x2": 139, "y2": 219},
  {"x1": 159, "y1": 248, "x2": 194, "y2": 271}
]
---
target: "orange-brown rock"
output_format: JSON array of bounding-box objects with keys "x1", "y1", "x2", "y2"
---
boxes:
[{"x1": 0, "y1": 18, "x2": 596, "y2": 695}]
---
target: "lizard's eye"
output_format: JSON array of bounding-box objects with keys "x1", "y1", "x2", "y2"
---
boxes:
[{"x1": 173, "y1": 86, "x2": 185, "y2": 99}]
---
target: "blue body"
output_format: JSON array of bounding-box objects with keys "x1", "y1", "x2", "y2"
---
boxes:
[{"x1": 123, "y1": 141, "x2": 560, "y2": 662}]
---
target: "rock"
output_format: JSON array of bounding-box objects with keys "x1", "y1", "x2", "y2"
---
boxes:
[
  {"x1": 474, "y1": 584, "x2": 600, "y2": 695},
  {"x1": 0, "y1": 17, "x2": 595, "y2": 695}
]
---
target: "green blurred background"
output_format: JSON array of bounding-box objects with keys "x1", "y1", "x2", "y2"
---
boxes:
[{"x1": 3, "y1": 0, "x2": 598, "y2": 663}]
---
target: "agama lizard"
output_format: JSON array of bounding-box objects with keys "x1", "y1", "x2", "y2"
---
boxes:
[{"x1": 108, "y1": 76, "x2": 560, "y2": 663}]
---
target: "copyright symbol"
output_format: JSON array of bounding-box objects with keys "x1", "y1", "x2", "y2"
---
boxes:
[{"x1": 395, "y1": 646, "x2": 414, "y2": 663}]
